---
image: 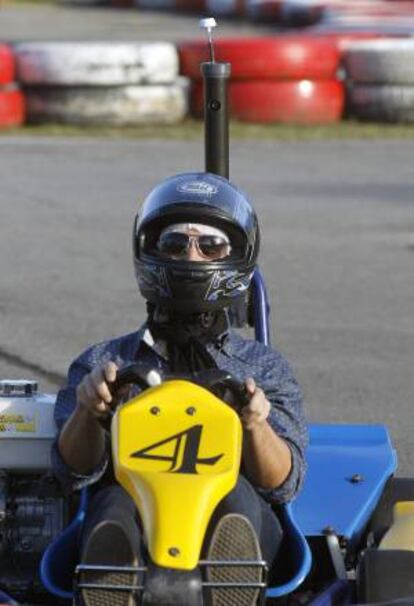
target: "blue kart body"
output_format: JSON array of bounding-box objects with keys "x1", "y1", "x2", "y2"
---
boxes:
[{"x1": 40, "y1": 268, "x2": 408, "y2": 605}]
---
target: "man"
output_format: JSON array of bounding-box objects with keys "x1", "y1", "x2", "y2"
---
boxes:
[{"x1": 53, "y1": 172, "x2": 307, "y2": 606}]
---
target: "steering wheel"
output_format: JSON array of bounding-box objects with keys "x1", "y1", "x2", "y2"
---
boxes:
[{"x1": 110, "y1": 363, "x2": 250, "y2": 410}]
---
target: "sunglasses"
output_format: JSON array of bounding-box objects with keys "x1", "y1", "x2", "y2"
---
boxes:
[{"x1": 157, "y1": 232, "x2": 230, "y2": 260}]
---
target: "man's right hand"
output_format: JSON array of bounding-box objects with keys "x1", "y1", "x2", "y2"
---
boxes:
[{"x1": 76, "y1": 361, "x2": 119, "y2": 420}]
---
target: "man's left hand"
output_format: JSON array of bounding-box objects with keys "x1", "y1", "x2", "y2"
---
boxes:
[{"x1": 240, "y1": 378, "x2": 271, "y2": 431}]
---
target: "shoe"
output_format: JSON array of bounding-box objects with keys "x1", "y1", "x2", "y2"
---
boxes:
[
  {"x1": 206, "y1": 513, "x2": 263, "y2": 606},
  {"x1": 80, "y1": 520, "x2": 139, "y2": 606}
]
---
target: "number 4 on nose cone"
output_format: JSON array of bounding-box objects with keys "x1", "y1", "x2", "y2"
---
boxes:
[{"x1": 130, "y1": 424, "x2": 223, "y2": 474}]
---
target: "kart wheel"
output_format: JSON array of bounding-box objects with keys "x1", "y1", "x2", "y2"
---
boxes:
[
  {"x1": 192, "y1": 79, "x2": 344, "y2": 124},
  {"x1": 14, "y1": 42, "x2": 179, "y2": 86},
  {"x1": 0, "y1": 85, "x2": 25, "y2": 128},
  {"x1": 179, "y1": 36, "x2": 340, "y2": 80},
  {"x1": 0, "y1": 44, "x2": 15, "y2": 85},
  {"x1": 357, "y1": 548, "x2": 414, "y2": 602}
]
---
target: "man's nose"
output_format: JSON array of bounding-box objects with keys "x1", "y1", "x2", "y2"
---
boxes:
[{"x1": 186, "y1": 240, "x2": 204, "y2": 262}]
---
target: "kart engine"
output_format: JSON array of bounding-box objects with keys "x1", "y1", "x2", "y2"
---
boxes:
[{"x1": 0, "y1": 380, "x2": 67, "y2": 603}]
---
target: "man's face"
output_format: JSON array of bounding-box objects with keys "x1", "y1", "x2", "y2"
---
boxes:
[{"x1": 157, "y1": 223, "x2": 231, "y2": 262}]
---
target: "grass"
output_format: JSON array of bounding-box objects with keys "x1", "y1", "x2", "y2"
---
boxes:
[{"x1": 2, "y1": 119, "x2": 414, "y2": 141}]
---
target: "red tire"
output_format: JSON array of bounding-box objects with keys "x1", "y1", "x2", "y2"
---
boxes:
[
  {"x1": 192, "y1": 79, "x2": 344, "y2": 124},
  {"x1": 179, "y1": 36, "x2": 340, "y2": 81},
  {"x1": 0, "y1": 86, "x2": 25, "y2": 127},
  {"x1": 308, "y1": 30, "x2": 388, "y2": 52},
  {"x1": 0, "y1": 44, "x2": 15, "y2": 85}
]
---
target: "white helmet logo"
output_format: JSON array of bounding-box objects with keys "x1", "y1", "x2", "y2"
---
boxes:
[{"x1": 177, "y1": 181, "x2": 218, "y2": 196}]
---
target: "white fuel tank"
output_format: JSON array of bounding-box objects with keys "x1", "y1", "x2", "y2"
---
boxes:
[{"x1": 0, "y1": 380, "x2": 56, "y2": 471}]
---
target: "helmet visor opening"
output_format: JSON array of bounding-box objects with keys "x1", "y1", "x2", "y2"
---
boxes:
[
  {"x1": 137, "y1": 219, "x2": 248, "y2": 265},
  {"x1": 157, "y1": 232, "x2": 231, "y2": 260}
]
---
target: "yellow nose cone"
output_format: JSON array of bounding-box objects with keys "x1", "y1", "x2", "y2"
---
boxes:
[{"x1": 112, "y1": 380, "x2": 243, "y2": 569}]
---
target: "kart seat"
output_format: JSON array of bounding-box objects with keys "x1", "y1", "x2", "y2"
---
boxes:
[
  {"x1": 40, "y1": 488, "x2": 89, "y2": 600},
  {"x1": 40, "y1": 267, "x2": 312, "y2": 599}
]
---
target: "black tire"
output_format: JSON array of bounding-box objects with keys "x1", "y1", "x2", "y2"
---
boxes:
[
  {"x1": 357, "y1": 548, "x2": 414, "y2": 603},
  {"x1": 348, "y1": 84, "x2": 414, "y2": 123}
]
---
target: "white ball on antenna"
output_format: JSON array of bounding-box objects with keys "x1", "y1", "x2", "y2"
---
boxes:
[
  {"x1": 199, "y1": 17, "x2": 217, "y2": 30},
  {"x1": 146, "y1": 369, "x2": 162, "y2": 387}
]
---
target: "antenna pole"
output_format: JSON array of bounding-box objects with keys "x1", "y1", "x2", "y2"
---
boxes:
[{"x1": 199, "y1": 18, "x2": 231, "y2": 179}]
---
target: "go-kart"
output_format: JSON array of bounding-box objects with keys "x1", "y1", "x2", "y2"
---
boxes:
[{"x1": 0, "y1": 269, "x2": 413, "y2": 606}]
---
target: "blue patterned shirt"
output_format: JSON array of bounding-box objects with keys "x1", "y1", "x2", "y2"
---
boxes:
[{"x1": 52, "y1": 327, "x2": 308, "y2": 504}]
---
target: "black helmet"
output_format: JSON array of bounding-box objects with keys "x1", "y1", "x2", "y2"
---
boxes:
[{"x1": 133, "y1": 172, "x2": 260, "y2": 314}]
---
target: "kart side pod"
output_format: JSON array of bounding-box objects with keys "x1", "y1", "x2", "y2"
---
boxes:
[{"x1": 112, "y1": 379, "x2": 243, "y2": 570}]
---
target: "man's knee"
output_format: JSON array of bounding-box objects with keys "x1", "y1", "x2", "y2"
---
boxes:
[{"x1": 215, "y1": 475, "x2": 263, "y2": 525}]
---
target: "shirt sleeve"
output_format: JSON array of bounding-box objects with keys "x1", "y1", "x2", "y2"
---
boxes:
[
  {"x1": 52, "y1": 355, "x2": 109, "y2": 494},
  {"x1": 256, "y1": 348, "x2": 308, "y2": 504}
]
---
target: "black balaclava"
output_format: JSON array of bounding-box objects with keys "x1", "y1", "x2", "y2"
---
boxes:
[{"x1": 147, "y1": 303, "x2": 230, "y2": 374}]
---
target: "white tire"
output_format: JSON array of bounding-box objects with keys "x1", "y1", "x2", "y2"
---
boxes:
[
  {"x1": 348, "y1": 84, "x2": 414, "y2": 123},
  {"x1": 343, "y1": 39, "x2": 414, "y2": 85},
  {"x1": 24, "y1": 79, "x2": 190, "y2": 125},
  {"x1": 14, "y1": 42, "x2": 179, "y2": 86}
]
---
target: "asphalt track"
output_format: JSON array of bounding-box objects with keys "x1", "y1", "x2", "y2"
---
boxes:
[
  {"x1": 0, "y1": 4, "x2": 413, "y2": 476},
  {"x1": 0, "y1": 135, "x2": 413, "y2": 476}
]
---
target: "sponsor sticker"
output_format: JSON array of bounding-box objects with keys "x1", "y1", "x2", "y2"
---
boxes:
[
  {"x1": 177, "y1": 181, "x2": 218, "y2": 196},
  {"x1": 0, "y1": 413, "x2": 36, "y2": 433}
]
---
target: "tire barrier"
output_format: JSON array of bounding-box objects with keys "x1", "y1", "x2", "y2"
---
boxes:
[
  {"x1": 308, "y1": 31, "x2": 386, "y2": 52},
  {"x1": 133, "y1": 0, "x2": 179, "y2": 8},
  {"x1": 316, "y1": 1, "x2": 414, "y2": 34},
  {"x1": 0, "y1": 44, "x2": 25, "y2": 128},
  {"x1": 14, "y1": 42, "x2": 189, "y2": 126},
  {"x1": 0, "y1": 44, "x2": 15, "y2": 86},
  {"x1": 182, "y1": 34, "x2": 344, "y2": 124},
  {"x1": 14, "y1": 42, "x2": 179, "y2": 86},
  {"x1": 348, "y1": 84, "x2": 414, "y2": 123},
  {"x1": 343, "y1": 39, "x2": 414, "y2": 85},
  {"x1": 245, "y1": 0, "x2": 324, "y2": 26},
  {"x1": 23, "y1": 80, "x2": 189, "y2": 125},
  {"x1": 205, "y1": 0, "x2": 245, "y2": 16},
  {"x1": 134, "y1": 0, "x2": 206, "y2": 9},
  {"x1": 98, "y1": 0, "x2": 414, "y2": 30},
  {"x1": 192, "y1": 79, "x2": 344, "y2": 124},
  {"x1": 344, "y1": 38, "x2": 414, "y2": 122},
  {"x1": 179, "y1": 36, "x2": 340, "y2": 80},
  {"x1": 0, "y1": 85, "x2": 25, "y2": 128}
]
